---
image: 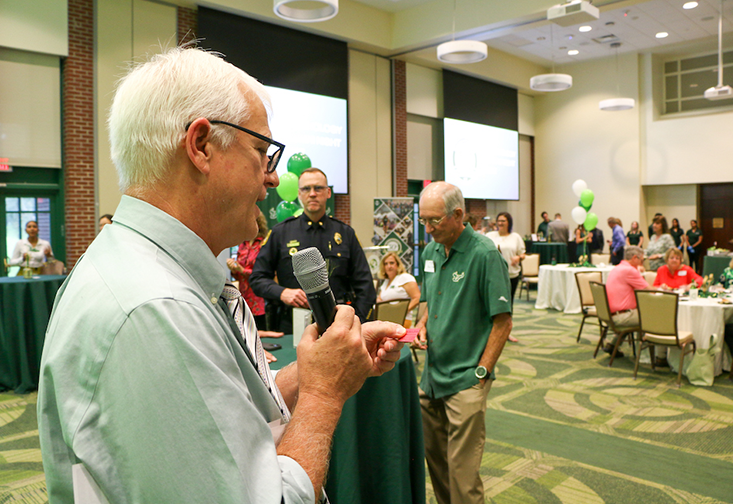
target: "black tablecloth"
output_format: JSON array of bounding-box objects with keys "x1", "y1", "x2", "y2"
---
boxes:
[
  {"x1": 530, "y1": 242, "x2": 569, "y2": 265},
  {"x1": 268, "y1": 334, "x2": 426, "y2": 504},
  {"x1": 0, "y1": 275, "x2": 66, "y2": 393}
]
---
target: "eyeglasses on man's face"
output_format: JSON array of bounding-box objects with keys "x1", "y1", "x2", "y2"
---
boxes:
[
  {"x1": 185, "y1": 119, "x2": 285, "y2": 174},
  {"x1": 299, "y1": 185, "x2": 328, "y2": 194},
  {"x1": 418, "y1": 215, "x2": 447, "y2": 227}
]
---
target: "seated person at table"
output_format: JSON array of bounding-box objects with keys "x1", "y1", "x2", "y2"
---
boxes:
[
  {"x1": 604, "y1": 246, "x2": 648, "y2": 357},
  {"x1": 719, "y1": 257, "x2": 733, "y2": 289},
  {"x1": 376, "y1": 252, "x2": 420, "y2": 327},
  {"x1": 8, "y1": 220, "x2": 54, "y2": 274},
  {"x1": 653, "y1": 247, "x2": 703, "y2": 291}
]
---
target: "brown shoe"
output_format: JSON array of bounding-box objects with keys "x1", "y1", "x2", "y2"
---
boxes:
[
  {"x1": 654, "y1": 357, "x2": 669, "y2": 367},
  {"x1": 603, "y1": 344, "x2": 624, "y2": 358}
]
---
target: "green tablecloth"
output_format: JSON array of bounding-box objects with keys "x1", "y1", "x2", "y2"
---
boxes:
[
  {"x1": 703, "y1": 255, "x2": 732, "y2": 282},
  {"x1": 0, "y1": 275, "x2": 66, "y2": 393},
  {"x1": 267, "y1": 334, "x2": 425, "y2": 504},
  {"x1": 530, "y1": 242, "x2": 569, "y2": 265}
]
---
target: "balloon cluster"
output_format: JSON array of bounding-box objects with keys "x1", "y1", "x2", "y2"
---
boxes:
[
  {"x1": 275, "y1": 153, "x2": 312, "y2": 222},
  {"x1": 571, "y1": 179, "x2": 597, "y2": 231}
]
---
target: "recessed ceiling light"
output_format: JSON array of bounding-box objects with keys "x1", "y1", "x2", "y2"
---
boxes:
[
  {"x1": 579, "y1": 26, "x2": 592, "y2": 32},
  {"x1": 537, "y1": 36, "x2": 546, "y2": 41},
  {"x1": 683, "y1": 1, "x2": 698, "y2": 9},
  {"x1": 656, "y1": 32, "x2": 669, "y2": 38},
  {"x1": 568, "y1": 50, "x2": 579, "y2": 55},
  {"x1": 559, "y1": 46, "x2": 567, "y2": 50}
]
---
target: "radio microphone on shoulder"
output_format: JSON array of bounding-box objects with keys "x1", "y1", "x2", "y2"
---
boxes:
[{"x1": 292, "y1": 247, "x2": 337, "y2": 335}]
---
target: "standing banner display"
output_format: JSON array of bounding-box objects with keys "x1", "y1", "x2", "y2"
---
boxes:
[{"x1": 370, "y1": 197, "x2": 415, "y2": 277}]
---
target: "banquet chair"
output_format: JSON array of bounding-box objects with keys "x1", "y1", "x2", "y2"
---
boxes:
[
  {"x1": 634, "y1": 290, "x2": 696, "y2": 387},
  {"x1": 642, "y1": 271, "x2": 657, "y2": 287},
  {"x1": 574, "y1": 271, "x2": 603, "y2": 343},
  {"x1": 72, "y1": 464, "x2": 110, "y2": 504},
  {"x1": 374, "y1": 299, "x2": 410, "y2": 325},
  {"x1": 519, "y1": 254, "x2": 540, "y2": 301},
  {"x1": 589, "y1": 282, "x2": 639, "y2": 367},
  {"x1": 591, "y1": 253, "x2": 610, "y2": 265}
]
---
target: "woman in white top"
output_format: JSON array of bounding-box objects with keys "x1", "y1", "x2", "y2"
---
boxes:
[
  {"x1": 8, "y1": 220, "x2": 54, "y2": 274},
  {"x1": 487, "y1": 212, "x2": 525, "y2": 342},
  {"x1": 376, "y1": 252, "x2": 420, "y2": 326}
]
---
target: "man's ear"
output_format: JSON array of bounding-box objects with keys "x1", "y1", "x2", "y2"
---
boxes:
[{"x1": 185, "y1": 118, "x2": 214, "y2": 175}]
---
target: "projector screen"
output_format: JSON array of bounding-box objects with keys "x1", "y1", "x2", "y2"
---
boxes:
[
  {"x1": 266, "y1": 85, "x2": 348, "y2": 194},
  {"x1": 444, "y1": 118, "x2": 519, "y2": 200}
]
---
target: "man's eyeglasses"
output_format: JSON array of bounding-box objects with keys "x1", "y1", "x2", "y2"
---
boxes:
[
  {"x1": 299, "y1": 185, "x2": 328, "y2": 194},
  {"x1": 186, "y1": 120, "x2": 285, "y2": 173},
  {"x1": 418, "y1": 215, "x2": 447, "y2": 227}
]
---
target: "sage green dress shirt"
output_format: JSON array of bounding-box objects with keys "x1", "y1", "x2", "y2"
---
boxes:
[
  {"x1": 38, "y1": 196, "x2": 313, "y2": 504},
  {"x1": 419, "y1": 225, "x2": 512, "y2": 399}
]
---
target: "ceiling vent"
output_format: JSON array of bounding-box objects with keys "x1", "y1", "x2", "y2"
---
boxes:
[{"x1": 592, "y1": 34, "x2": 621, "y2": 45}]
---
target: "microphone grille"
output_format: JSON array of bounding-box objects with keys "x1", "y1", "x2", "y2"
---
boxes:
[{"x1": 292, "y1": 247, "x2": 330, "y2": 294}]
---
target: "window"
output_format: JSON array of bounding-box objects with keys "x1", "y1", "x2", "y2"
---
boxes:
[{"x1": 663, "y1": 50, "x2": 733, "y2": 115}]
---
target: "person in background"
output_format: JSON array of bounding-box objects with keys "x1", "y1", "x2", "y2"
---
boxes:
[
  {"x1": 685, "y1": 219, "x2": 703, "y2": 274},
  {"x1": 607, "y1": 217, "x2": 625, "y2": 266},
  {"x1": 648, "y1": 212, "x2": 663, "y2": 239},
  {"x1": 8, "y1": 220, "x2": 54, "y2": 274},
  {"x1": 626, "y1": 221, "x2": 644, "y2": 247},
  {"x1": 575, "y1": 224, "x2": 592, "y2": 259},
  {"x1": 653, "y1": 247, "x2": 703, "y2": 290},
  {"x1": 603, "y1": 246, "x2": 648, "y2": 358},
  {"x1": 99, "y1": 214, "x2": 113, "y2": 231},
  {"x1": 547, "y1": 213, "x2": 569, "y2": 243},
  {"x1": 413, "y1": 182, "x2": 512, "y2": 504},
  {"x1": 487, "y1": 211, "x2": 524, "y2": 343},
  {"x1": 669, "y1": 218, "x2": 685, "y2": 248},
  {"x1": 464, "y1": 213, "x2": 479, "y2": 231},
  {"x1": 646, "y1": 216, "x2": 675, "y2": 271},
  {"x1": 537, "y1": 211, "x2": 550, "y2": 239},
  {"x1": 376, "y1": 252, "x2": 420, "y2": 327},
  {"x1": 719, "y1": 257, "x2": 733, "y2": 289},
  {"x1": 589, "y1": 227, "x2": 605, "y2": 254}
]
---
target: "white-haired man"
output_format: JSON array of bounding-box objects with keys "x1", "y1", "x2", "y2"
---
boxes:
[
  {"x1": 413, "y1": 182, "x2": 512, "y2": 504},
  {"x1": 37, "y1": 48, "x2": 403, "y2": 504}
]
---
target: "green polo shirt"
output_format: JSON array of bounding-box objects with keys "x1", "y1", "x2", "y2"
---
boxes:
[{"x1": 419, "y1": 224, "x2": 512, "y2": 399}]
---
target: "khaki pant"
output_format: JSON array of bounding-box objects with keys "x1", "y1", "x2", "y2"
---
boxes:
[
  {"x1": 419, "y1": 380, "x2": 492, "y2": 504},
  {"x1": 608, "y1": 309, "x2": 639, "y2": 345}
]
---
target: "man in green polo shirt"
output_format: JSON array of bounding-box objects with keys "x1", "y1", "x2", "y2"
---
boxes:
[{"x1": 413, "y1": 182, "x2": 513, "y2": 504}]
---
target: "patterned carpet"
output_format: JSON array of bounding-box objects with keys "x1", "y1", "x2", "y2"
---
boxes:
[{"x1": 2, "y1": 296, "x2": 733, "y2": 503}]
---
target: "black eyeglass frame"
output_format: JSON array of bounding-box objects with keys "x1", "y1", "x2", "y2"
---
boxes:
[{"x1": 185, "y1": 119, "x2": 285, "y2": 173}]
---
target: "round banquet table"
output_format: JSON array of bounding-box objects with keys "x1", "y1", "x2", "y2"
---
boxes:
[{"x1": 535, "y1": 264, "x2": 615, "y2": 314}]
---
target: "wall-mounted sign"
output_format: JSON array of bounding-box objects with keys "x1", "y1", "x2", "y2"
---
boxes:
[{"x1": 713, "y1": 218, "x2": 724, "y2": 229}]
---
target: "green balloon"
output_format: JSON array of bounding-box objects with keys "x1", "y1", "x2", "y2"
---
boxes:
[
  {"x1": 276, "y1": 172, "x2": 299, "y2": 202},
  {"x1": 276, "y1": 200, "x2": 299, "y2": 222},
  {"x1": 579, "y1": 199, "x2": 591, "y2": 211},
  {"x1": 287, "y1": 153, "x2": 312, "y2": 177},
  {"x1": 584, "y1": 212, "x2": 598, "y2": 232},
  {"x1": 579, "y1": 189, "x2": 595, "y2": 208}
]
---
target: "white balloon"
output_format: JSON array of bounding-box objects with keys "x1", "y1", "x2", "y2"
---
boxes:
[
  {"x1": 572, "y1": 179, "x2": 588, "y2": 197},
  {"x1": 571, "y1": 206, "x2": 587, "y2": 225}
]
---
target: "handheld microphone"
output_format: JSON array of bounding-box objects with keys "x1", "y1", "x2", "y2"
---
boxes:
[{"x1": 292, "y1": 247, "x2": 337, "y2": 335}]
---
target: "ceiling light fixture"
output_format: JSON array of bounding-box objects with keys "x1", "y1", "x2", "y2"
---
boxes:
[
  {"x1": 436, "y1": 0, "x2": 488, "y2": 63},
  {"x1": 530, "y1": 23, "x2": 573, "y2": 91},
  {"x1": 705, "y1": 0, "x2": 733, "y2": 100},
  {"x1": 273, "y1": 0, "x2": 338, "y2": 22},
  {"x1": 656, "y1": 31, "x2": 669, "y2": 38},
  {"x1": 579, "y1": 25, "x2": 592, "y2": 32},
  {"x1": 599, "y1": 42, "x2": 635, "y2": 111},
  {"x1": 683, "y1": 1, "x2": 698, "y2": 9}
]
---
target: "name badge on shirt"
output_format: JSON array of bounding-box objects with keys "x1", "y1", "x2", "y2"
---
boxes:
[
  {"x1": 679, "y1": 270, "x2": 687, "y2": 276},
  {"x1": 425, "y1": 260, "x2": 435, "y2": 273}
]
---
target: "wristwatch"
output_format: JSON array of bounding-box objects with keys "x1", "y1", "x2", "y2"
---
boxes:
[{"x1": 475, "y1": 365, "x2": 488, "y2": 379}]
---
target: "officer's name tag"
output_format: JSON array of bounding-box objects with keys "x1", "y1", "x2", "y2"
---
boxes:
[
  {"x1": 679, "y1": 270, "x2": 687, "y2": 276},
  {"x1": 425, "y1": 260, "x2": 435, "y2": 273}
]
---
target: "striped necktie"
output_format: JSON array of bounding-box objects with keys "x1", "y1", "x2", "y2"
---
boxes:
[{"x1": 221, "y1": 283, "x2": 291, "y2": 422}]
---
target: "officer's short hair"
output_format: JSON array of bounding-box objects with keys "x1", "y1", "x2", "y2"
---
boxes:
[{"x1": 299, "y1": 168, "x2": 328, "y2": 184}]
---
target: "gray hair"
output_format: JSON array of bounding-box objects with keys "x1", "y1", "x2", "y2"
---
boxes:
[
  {"x1": 625, "y1": 246, "x2": 643, "y2": 261},
  {"x1": 108, "y1": 47, "x2": 271, "y2": 192},
  {"x1": 420, "y1": 182, "x2": 465, "y2": 215}
]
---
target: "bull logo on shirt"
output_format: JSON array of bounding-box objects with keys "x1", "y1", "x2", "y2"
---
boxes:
[{"x1": 452, "y1": 271, "x2": 465, "y2": 283}]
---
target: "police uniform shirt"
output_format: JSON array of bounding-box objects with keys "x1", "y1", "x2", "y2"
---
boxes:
[{"x1": 250, "y1": 213, "x2": 376, "y2": 322}]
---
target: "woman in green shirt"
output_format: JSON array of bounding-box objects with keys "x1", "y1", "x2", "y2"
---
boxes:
[
  {"x1": 669, "y1": 218, "x2": 684, "y2": 248},
  {"x1": 685, "y1": 219, "x2": 703, "y2": 274},
  {"x1": 626, "y1": 221, "x2": 644, "y2": 247}
]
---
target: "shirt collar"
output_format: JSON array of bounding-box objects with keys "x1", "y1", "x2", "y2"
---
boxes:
[
  {"x1": 301, "y1": 212, "x2": 327, "y2": 230},
  {"x1": 113, "y1": 195, "x2": 226, "y2": 298},
  {"x1": 449, "y1": 223, "x2": 474, "y2": 254}
]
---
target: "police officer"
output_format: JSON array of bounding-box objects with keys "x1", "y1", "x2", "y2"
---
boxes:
[{"x1": 250, "y1": 168, "x2": 376, "y2": 333}]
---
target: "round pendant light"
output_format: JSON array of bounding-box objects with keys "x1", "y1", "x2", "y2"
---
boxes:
[
  {"x1": 437, "y1": 40, "x2": 488, "y2": 64},
  {"x1": 274, "y1": 0, "x2": 338, "y2": 23},
  {"x1": 599, "y1": 98, "x2": 635, "y2": 111},
  {"x1": 530, "y1": 73, "x2": 573, "y2": 92}
]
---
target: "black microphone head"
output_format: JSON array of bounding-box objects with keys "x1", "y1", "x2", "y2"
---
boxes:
[{"x1": 292, "y1": 247, "x2": 329, "y2": 294}]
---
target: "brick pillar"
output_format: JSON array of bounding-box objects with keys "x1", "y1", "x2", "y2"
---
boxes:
[
  {"x1": 466, "y1": 199, "x2": 487, "y2": 223},
  {"x1": 177, "y1": 6, "x2": 198, "y2": 45},
  {"x1": 393, "y1": 60, "x2": 407, "y2": 197},
  {"x1": 64, "y1": 0, "x2": 95, "y2": 270},
  {"x1": 334, "y1": 194, "x2": 350, "y2": 224}
]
